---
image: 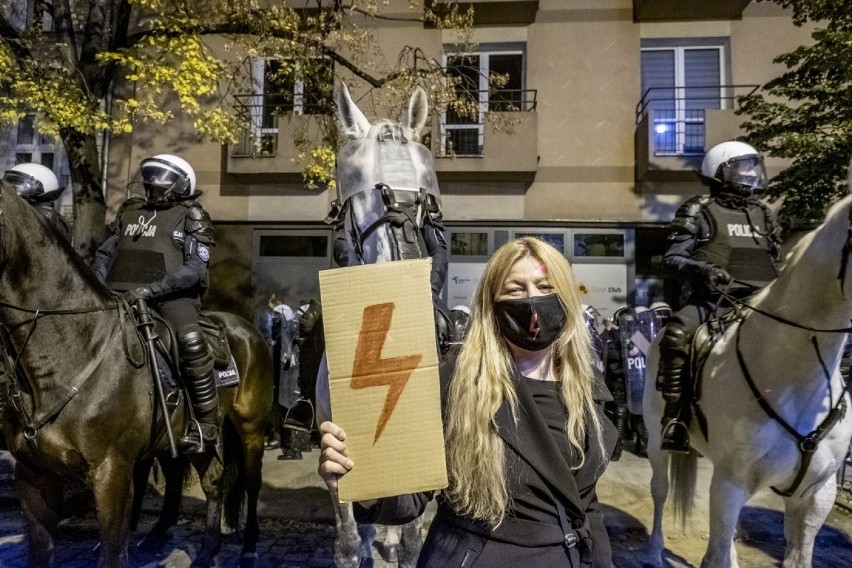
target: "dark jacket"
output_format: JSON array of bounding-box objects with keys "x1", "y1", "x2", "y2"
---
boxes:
[
  {"x1": 664, "y1": 192, "x2": 781, "y2": 309},
  {"x1": 355, "y1": 362, "x2": 617, "y2": 568},
  {"x1": 93, "y1": 197, "x2": 214, "y2": 300}
]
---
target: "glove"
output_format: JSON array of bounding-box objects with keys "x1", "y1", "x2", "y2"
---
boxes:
[
  {"x1": 704, "y1": 266, "x2": 732, "y2": 287},
  {"x1": 122, "y1": 286, "x2": 153, "y2": 304}
]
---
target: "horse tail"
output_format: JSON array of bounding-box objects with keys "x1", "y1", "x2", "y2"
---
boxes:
[
  {"x1": 221, "y1": 418, "x2": 245, "y2": 532},
  {"x1": 669, "y1": 449, "x2": 698, "y2": 529}
]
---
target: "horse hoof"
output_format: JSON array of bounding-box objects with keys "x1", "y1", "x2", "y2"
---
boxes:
[
  {"x1": 238, "y1": 551, "x2": 259, "y2": 568},
  {"x1": 381, "y1": 543, "x2": 399, "y2": 563},
  {"x1": 359, "y1": 558, "x2": 374, "y2": 568}
]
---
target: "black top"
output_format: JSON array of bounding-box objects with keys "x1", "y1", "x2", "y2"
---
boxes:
[{"x1": 509, "y1": 377, "x2": 573, "y2": 525}]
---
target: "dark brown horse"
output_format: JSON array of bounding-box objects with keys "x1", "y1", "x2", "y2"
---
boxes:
[{"x1": 0, "y1": 181, "x2": 273, "y2": 568}]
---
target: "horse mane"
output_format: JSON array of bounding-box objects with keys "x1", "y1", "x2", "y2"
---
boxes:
[
  {"x1": 780, "y1": 194, "x2": 851, "y2": 271},
  {"x1": 1, "y1": 182, "x2": 113, "y2": 300}
]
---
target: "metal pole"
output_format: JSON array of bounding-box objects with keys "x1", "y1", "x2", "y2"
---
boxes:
[{"x1": 134, "y1": 299, "x2": 178, "y2": 459}]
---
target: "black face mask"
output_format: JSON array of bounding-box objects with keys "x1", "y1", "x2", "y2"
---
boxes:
[{"x1": 494, "y1": 294, "x2": 567, "y2": 351}]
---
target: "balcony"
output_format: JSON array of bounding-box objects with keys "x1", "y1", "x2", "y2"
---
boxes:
[
  {"x1": 634, "y1": 84, "x2": 758, "y2": 184},
  {"x1": 229, "y1": 89, "x2": 539, "y2": 183},
  {"x1": 633, "y1": 0, "x2": 752, "y2": 22},
  {"x1": 426, "y1": 0, "x2": 539, "y2": 26},
  {"x1": 431, "y1": 89, "x2": 538, "y2": 183},
  {"x1": 226, "y1": 94, "x2": 329, "y2": 178}
]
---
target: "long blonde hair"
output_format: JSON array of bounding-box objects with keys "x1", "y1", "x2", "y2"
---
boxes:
[{"x1": 443, "y1": 237, "x2": 606, "y2": 526}]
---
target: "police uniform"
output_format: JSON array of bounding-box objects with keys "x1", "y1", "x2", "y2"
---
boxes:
[
  {"x1": 665, "y1": 193, "x2": 780, "y2": 327},
  {"x1": 658, "y1": 191, "x2": 780, "y2": 451},
  {"x1": 94, "y1": 195, "x2": 217, "y2": 449}
]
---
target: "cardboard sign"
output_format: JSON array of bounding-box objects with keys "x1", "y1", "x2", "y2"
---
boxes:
[{"x1": 319, "y1": 258, "x2": 448, "y2": 502}]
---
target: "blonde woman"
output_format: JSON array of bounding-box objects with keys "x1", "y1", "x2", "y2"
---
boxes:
[{"x1": 319, "y1": 237, "x2": 617, "y2": 567}]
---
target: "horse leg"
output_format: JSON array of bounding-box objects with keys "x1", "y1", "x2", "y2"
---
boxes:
[
  {"x1": 15, "y1": 461, "x2": 62, "y2": 568},
  {"x1": 781, "y1": 476, "x2": 837, "y2": 568},
  {"x1": 237, "y1": 424, "x2": 267, "y2": 568},
  {"x1": 89, "y1": 458, "x2": 135, "y2": 568},
  {"x1": 700, "y1": 472, "x2": 750, "y2": 568},
  {"x1": 137, "y1": 455, "x2": 185, "y2": 552},
  {"x1": 645, "y1": 444, "x2": 669, "y2": 566},
  {"x1": 357, "y1": 522, "x2": 376, "y2": 565},
  {"x1": 328, "y1": 486, "x2": 361, "y2": 568},
  {"x1": 129, "y1": 459, "x2": 153, "y2": 532},
  {"x1": 191, "y1": 452, "x2": 225, "y2": 568},
  {"x1": 398, "y1": 516, "x2": 423, "y2": 568},
  {"x1": 382, "y1": 523, "x2": 400, "y2": 563}
]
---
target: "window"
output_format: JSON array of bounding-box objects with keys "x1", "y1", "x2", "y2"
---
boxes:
[
  {"x1": 450, "y1": 232, "x2": 489, "y2": 256},
  {"x1": 14, "y1": 115, "x2": 61, "y2": 174},
  {"x1": 514, "y1": 232, "x2": 565, "y2": 254},
  {"x1": 442, "y1": 45, "x2": 525, "y2": 156},
  {"x1": 641, "y1": 39, "x2": 727, "y2": 155},
  {"x1": 238, "y1": 58, "x2": 334, "y2": 156},
  {"x1": 259, "y1": 235, "x2": 329, "y2": 257}
]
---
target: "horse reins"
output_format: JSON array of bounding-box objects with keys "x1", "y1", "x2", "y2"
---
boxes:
[
  {"x1": 0, "y1": 295, "x2": 146, "y2": 439},
  {"x1": 707, "y1": 204, "x2": 852, "y2": 496},
  {"x1": 733, "y1": 322, "x2": 848, "y2": 497}
]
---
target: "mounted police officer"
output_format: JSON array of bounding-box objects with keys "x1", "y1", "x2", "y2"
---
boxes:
[
  {"x1": 3, "y1": 163, "x2": 72, "y2": 241},
  {"x1": 93, "y1": 154, "x2": 217, "y2": 453},
  {"x1": 658, "y1": 140, "x2": 782, "y2": 453}
]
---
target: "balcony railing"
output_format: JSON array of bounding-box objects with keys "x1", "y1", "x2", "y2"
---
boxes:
[
  {"x1": 231, "y1": 93, "x2": 331, "y2": 158},
  {"x1": 440, "y1": 89, "x2": 537, "y2": 157},
  {"x1": 635, "y1": 85, "x2": 758, "y2": 156}
]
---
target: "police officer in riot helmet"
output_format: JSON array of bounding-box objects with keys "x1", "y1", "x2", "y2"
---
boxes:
[
  {"x1": 93, "y1": 154, "x2": 218, "y2": 453},
  {"x1": 658, "y1": 141, "x2": 781, "y2": 453},
  {"x1": 3, "y1": 163, "x2": 72, "y2": 241}
]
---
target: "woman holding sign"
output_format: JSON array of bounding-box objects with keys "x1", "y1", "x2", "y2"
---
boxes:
[{"x1": 319, "y1": 237, "x2": 617, "y2": 567}]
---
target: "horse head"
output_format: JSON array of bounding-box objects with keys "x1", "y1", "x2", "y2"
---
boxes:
[
  {"x1": 0, "y1": 180, "x2": 111, "y2": 317},
  {"x1": 333, "y1": 81, "x2": 441, "y2": 265}
]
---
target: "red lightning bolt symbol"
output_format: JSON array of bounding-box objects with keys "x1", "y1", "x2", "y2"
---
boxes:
[
  {"x1": 351, "y1": 302, "x2": 423, "y2": 445},
  {"x1": 529, "y1": 309, "x2": 540, "y2": 339}
]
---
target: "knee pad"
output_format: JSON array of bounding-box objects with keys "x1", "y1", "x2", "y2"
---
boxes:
[
  {"x1": 660, "y1": 320, "x2": 691, "y2": 356},
  {"x1": 177, "y1": 326, "x2": 212, "y2": 367}
]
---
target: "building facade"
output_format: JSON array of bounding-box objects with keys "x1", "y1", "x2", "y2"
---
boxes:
[{"x1": 95, "y1": 0, "x2": 814, "y2": 324}]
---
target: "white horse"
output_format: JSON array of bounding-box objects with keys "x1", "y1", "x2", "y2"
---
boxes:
[
  {"x1": 314, "y1": 81, "x2": 440, "y2": 568},
  {"x1": 643, "y1": 193, "x2": 852, "y2": 567}
]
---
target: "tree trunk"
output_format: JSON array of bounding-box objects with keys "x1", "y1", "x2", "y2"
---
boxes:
[{"x1": 61, "y1": 128, "x2": 107, "y2": 266}]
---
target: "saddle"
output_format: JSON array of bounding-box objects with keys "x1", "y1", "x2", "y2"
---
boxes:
[
  {"x1": 688, "y1": 306, "x2": 747, "y2": 440},
  {"x1": 149, "y1": 311, "x2": 239, "y2": 389}
]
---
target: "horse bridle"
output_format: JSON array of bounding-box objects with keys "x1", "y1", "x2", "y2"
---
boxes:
[{"x1": 710, "y1": 202, "x2": 852, "y2": 497}]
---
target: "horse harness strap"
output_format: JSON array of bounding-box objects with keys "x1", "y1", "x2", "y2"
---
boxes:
[
  {"x1": 8, "y1": 321, "x2": 121, "y2": 439},
  {"x1": 327, "y1": 184, "x2": 437, "y2": 263},
  {"x1": 837, "y1": 200, "x2": 852, "y2": 294},
  {"x1": 734, "y1": 323, "x2": 848, "y2": 497}
]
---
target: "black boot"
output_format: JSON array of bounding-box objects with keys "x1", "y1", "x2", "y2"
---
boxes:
[
  {"x1": 629, "y1": 413, "x2": 649, "y2": 458},
  {"x1": 606, "y1": 402, "x2": 629, "y2": 461},
  {"x1": 177, "y1": 328, "x2": 219, "y2": 454},
  {"x1": 657, "y1": 320, "x2": 691, "y2": 454}
]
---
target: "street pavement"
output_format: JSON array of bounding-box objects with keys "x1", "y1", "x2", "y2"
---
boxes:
[{"x1": 0, "y1": 442, "x2": 850, "y2": 567}]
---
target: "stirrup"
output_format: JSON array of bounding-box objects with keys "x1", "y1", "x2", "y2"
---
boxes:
[
  {"x1": 179, "y1": 419, "x2": 216, "y2": 454},
  {"x1": 282, "y1": 397, "x2": 315, "y2": 433},
  {"x1": 661, "y1": 419, "x2": 691, "y2": 454}
]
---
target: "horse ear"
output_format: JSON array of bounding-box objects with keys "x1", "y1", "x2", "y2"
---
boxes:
[
  {"x1": 334, "y1": 81, "x2": 371, "y2": 139},
  {"x1": 403, "y1": 86, "x2": 429, "y2": 138}
]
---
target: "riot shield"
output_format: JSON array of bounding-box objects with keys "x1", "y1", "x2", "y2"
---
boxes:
[{"x1": 619, "y1": 309, "x2": 661, "y2": 414}]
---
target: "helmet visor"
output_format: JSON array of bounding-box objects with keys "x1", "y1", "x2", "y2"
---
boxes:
[
  {"x1": 718, "y1": 155, "x2": 768, "y2": 191},
  {"x1": 3, "y1": 171, "x2": 43, "y2": 197},
  {"x1": 131, "y1": 160, "x2": 191, "y2": 202}
]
